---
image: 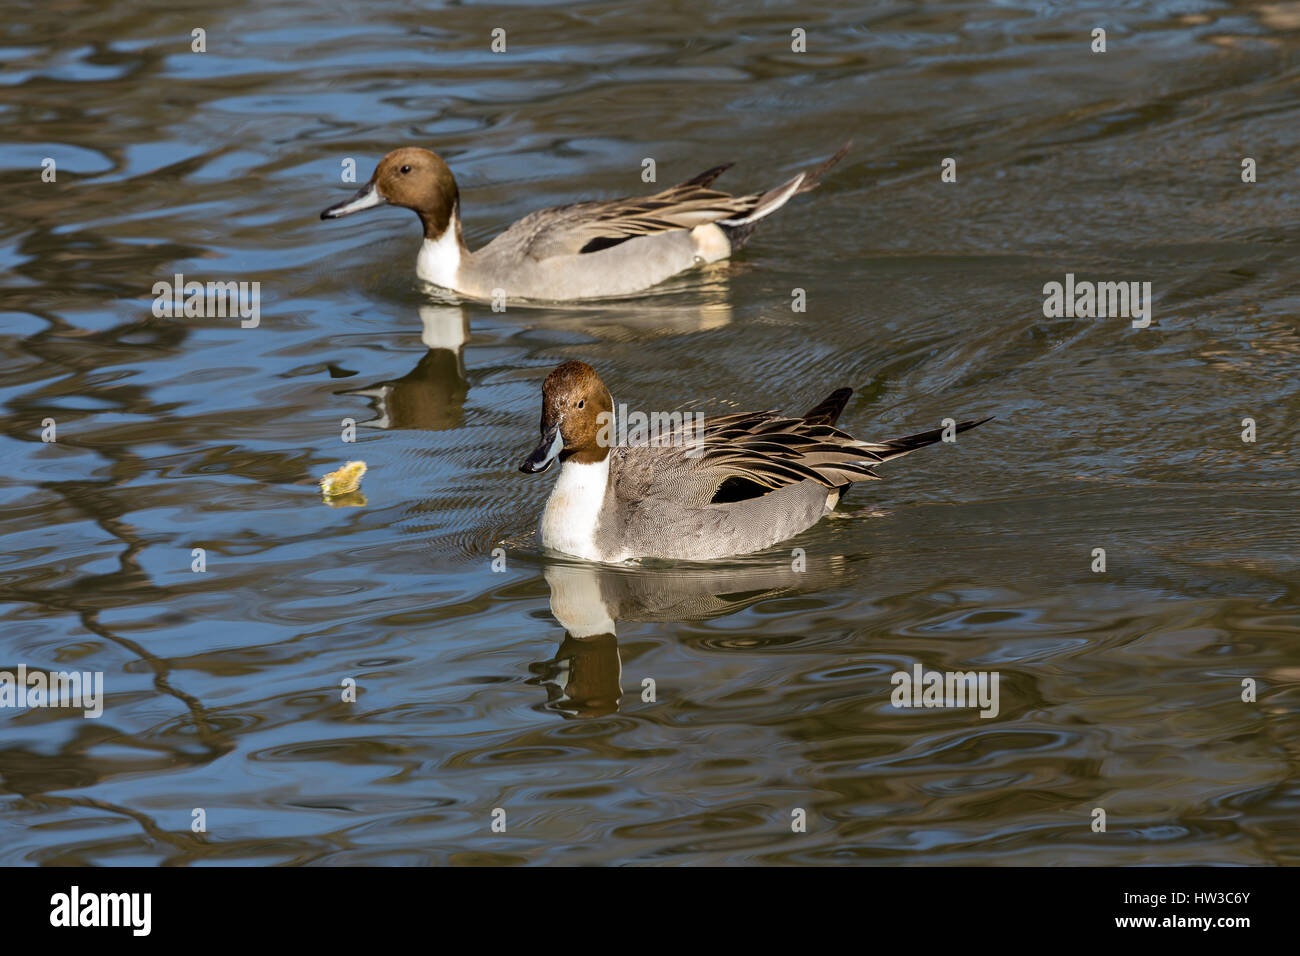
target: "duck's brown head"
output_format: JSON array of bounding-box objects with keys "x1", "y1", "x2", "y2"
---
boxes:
[
  {"x1": 320, "y1": 147, "x2": 460, "y2": 239},
  {"x1": 520, "y1": 361, "x2": 615, "y2": 474}
]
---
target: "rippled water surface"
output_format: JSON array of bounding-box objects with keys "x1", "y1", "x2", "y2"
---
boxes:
[{"x1": 2, "y1": 0, "x2": 1299, "y2": 865}]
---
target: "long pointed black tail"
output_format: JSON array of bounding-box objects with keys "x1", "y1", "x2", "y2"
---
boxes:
[
  {"x1": 874, "y1": 416, "x2": 993, "y2": 462},
  {"x1": 720, "y1": 142, "x2": 850, "y2": 248}
]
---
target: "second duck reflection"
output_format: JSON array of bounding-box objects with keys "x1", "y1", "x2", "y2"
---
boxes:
[
  {"x1": 341, "y1": 294, "x2": 734, "y2": 432},
  {"x1": 339, "y1": 304, "x2": 470, "y2": 431}
]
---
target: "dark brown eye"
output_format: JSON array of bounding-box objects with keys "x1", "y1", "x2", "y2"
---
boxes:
[
  {"x1": 400, "y1": 165, "x2": 411, "y2": 174},
  {"x1": 577, "y1": 399, "x2": 585, "y2": 409}
]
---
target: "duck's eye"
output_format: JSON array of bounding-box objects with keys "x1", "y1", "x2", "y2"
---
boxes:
[
  {"x1": 577, "y1": 399, "x2": 585, "y2": 409},
  {"x1": 400, "y1": 165, "x2": 412, "y2": 174}
]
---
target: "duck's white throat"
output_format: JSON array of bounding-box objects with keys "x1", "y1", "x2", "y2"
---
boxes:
[
  {"x1": 416, "y1": 215, "x2": 463, "y2": 291},
  {"x1": 540, "y1": 456, "x2": 610, "y2": 562}
]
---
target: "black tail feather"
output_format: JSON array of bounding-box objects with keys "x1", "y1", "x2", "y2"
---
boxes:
[
  {"x1": 793, "y1": 141, "x2": 851, "y2": 195},
  {"x1": 877, "y1": 416, "x2": 994, "y2": 462},
  {"x1": 720, "y1": 143, "x2": 850, "y2": 249},
  {"x1": 680, "y1": 162, "x2": 734, "y2": 189},
  {"x1": 802, "y1": 387, "x2": 853, "y2": 426}
]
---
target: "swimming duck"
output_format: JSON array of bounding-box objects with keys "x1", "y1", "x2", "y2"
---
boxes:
[
  {"x1": 519, "y1": 361, "x2": 990, "y2": 562},
  {"x1": 320, "y1": 144, "x2": 848, "y2": 301}
]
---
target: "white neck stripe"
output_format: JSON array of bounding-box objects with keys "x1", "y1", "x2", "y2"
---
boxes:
[
  {"x1": 416, "y1": 214, "x2": 463, "y2": 291},
  {"x1": 540, "y1": 456, "x2": 610, "y2": 561}
]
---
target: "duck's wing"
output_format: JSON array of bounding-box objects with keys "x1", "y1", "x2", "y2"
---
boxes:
[
  {"x1": 689, "y1": 412, "x2": 886, "y2": 501},
  {"x1": 508, "y1": 145, "x2": 849, "y2": 261},
  {"x1": 612, "y1": 403, "x2": 879, "y2": 508},
  {"x1": 501, "y1": 164, "x2": 743, "y2": 261},
  {"x1": 614, "y1": 399, "x2": 990, "y2": 507}
]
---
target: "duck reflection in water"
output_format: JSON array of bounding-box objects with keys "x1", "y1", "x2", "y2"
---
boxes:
[
  {"x1": 341, "y1": 304, "x2": 470, "y2": 431},
  {"x1": 339, "y1": 280, "x2": 737, "y2": 434},
  {"x1": 532, "y1": 555, "x2": 851, "y2": 718}
]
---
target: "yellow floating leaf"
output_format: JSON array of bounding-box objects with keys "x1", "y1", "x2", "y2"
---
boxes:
[{"x1": 320, "y1": 460, "x2": 367, "y2": 497}]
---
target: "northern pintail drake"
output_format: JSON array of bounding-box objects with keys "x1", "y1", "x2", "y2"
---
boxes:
[
  {"x1": 320, "y1": 144, "x2": 849, "y2": 301},
  {"x1": 519, "y1": 361, "x2": 990, "y2": 563}
]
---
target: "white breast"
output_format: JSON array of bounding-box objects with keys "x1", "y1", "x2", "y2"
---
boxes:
[
  {"x1": 416, "y1": 217, "x2": 463, "y2": 291},
  {"x1": 540, "y1": 458, "x2": 611, "y2": 562}
]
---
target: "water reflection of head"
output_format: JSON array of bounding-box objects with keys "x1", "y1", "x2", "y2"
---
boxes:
[{"x1": 342, "y1": 304, "x2": 469, "y2": 431}]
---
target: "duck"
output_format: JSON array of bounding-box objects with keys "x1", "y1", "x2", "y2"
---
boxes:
[
  {"x1": 518, "y1": 361, "x2": 990, "y2": 562},
  {"x1": 320, "y1": 144, "x2": 849, "y2": 301}
]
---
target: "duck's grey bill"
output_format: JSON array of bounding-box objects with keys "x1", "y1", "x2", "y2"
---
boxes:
[
  {"x1": 320, "y1": 183, "x2": 383, "y2": 220},
  {"x1": 520, "y1": 425, "x2": 562, "y2": 474}
]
